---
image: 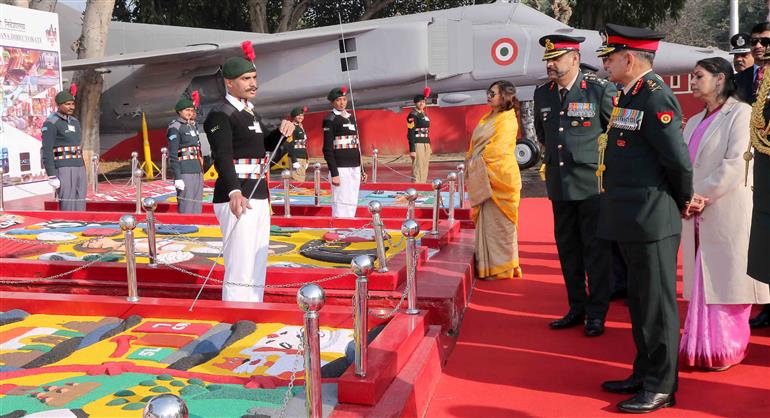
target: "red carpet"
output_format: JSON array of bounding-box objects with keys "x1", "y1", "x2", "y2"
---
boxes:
[{"x1": 427, "y1": 198, "x2": 770, "y2": 417}]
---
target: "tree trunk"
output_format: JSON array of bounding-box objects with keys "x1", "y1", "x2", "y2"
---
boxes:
[
  {"x1": 277, "y1": 0, "x2": 312, "y2": 33},
  {"x1": 286, "y1": 0, "x2": 312, "y2": 31},
  {"x1": 550, "y1": 0, "x2": 572, "y2": 24},
  {"x1": 72, "y1": 0, "x2": 115, "y2": 188},
  {"x1": 29, "y1": 0, "x2": 56, "y2": 11},
  {"x1": 246, "y1": 0, "x2": 269, "y2": 33},
  {"x1": 2, "y1": 0, "x2": 30, "y2": 7},
  {"x1": 359, "y1": 0, "x2": 398, "y2": 21}
]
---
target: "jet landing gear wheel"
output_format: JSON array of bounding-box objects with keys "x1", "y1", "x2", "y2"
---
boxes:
[{"x1": 516, "y1": 139, "x2": 540, "y2": 169}]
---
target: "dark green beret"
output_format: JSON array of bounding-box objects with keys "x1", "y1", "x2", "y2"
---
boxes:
[
  {"x1": 290, "y1": 107, "x2": 305, "y2": 117},
  {"x1": 55, "y1": 91, "x2": 75, "y2": 105},
  {"x1": 222, "y1": 57, "x2": 256, "y2": 79},
  {"x1": 413, "y1": 95, "x2": 426, "y2": 103},
  {"x1": 327, "y1": 87, "x2": 347, "y2": 101},
  {"x1": 175, "y1": 98, "x2": 194, "y2": 112}
]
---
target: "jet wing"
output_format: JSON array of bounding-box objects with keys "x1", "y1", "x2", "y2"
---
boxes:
[{"x1": 61, "y1": 28, "x2": 374, "y2": 71}]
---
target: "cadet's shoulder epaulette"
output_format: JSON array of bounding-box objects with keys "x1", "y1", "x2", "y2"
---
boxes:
[
  {"x1": 168, "y1": 119, "x2": 182, "y2": 129},
  {"x1": 535, "y1": 80, "x2": 551, "y2": 91},
  {"x1": 583, "y1": 74, "x2": 607, "y2": 85},
  {"x1": 45, "y1": 113, "x2": 59, "y2": 124},
  {"x1": 323, "y1": 111, "x2": 336, "y2": 122}
]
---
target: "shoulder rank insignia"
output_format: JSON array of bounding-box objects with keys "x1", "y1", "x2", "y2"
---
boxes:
[
  {"x1": 646, "y1": 79, "x2": 661, "y2": 92},
  {"x1": 657, "y1": 111, "x2": 673, "y2": 125}
]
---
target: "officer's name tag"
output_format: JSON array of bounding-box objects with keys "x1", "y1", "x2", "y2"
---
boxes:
[
  {"x1": 343, "y1": 123, "x2": 356, "y2": 131},
  {"x1": 67, "y1": 125, "x2": 76, "y2": 132},
  {"x1": 567, "y1": 103, "x2": 595, "y2": 118},
  {"x1": 611, "y1": 108, "x2": 644, "y2": 130},
  {"x1": 424, "y1": 116, "x2": 430, "y2": 121},
  {"x1": 186, "y1": 130, "x2": 197, "y2": 136}
]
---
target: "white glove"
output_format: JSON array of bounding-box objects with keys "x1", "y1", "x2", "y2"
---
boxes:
[
  {"x1": 174, "y1": 179, "x2": 185, "y2": 190},
  {"x1": 292, "y1": 162, "x2": 301, "y2": 170},
  {"x1": 48, "y1": 177, "x2": 60, "y2": 189}
]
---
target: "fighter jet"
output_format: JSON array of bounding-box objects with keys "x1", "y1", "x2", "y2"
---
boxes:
[{"x1": 59, "y1": 0, "x2": 723, "y2": 143}]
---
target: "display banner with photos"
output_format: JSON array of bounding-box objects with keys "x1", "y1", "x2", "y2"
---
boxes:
[{"x1": 0, "y1": 4, "x2": 62, "y2": 183}]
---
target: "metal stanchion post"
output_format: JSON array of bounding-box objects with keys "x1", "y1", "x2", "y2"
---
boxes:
[
  {"x1": 446, "y1": 171, "x2": 457, "y2": 225},
  {"x1": 0, "y1": 167, "x2": 4, "y2": 212},
  {"x1": 143, "y1": 393, "x2": 189, "y2": 418},
  {"x1": 430, "y1": 178, "x2": 442, "y2": 235},
  {"x1": 91, "y1": 154, "x2": 99, "y2": 195},
  {"x1": 368, "y1": 201, "x2": 388, "y2": 272},
  {"x1": 281, "y1": 169, "x2": 291, "y2": 218},
  {"x1": 405, "y1": 188, "x2": 417, "y2": 221},
  {"x1": 297, "y1": 284, "x2": 325, "y2": 418},
  {"x1": 160, "y1": 147, "x2": 168, "y2": 182},
  {"x1": 313, "y1": 162, "x2": 322, "y2": 207},
  {"x1": 120, "y1": 214, "x2": 140, "y2": 303},
  {"x1": 142, "y1": 197, "x2": 158, "y2": 268},
  {"x1": 134, "y1": 169, "x2": 144, "y2": 215},
  {"x1": 130, "y1": 151, "x2": 139, "y2": 186},
  {"x1": 371, "y1": 148, "x2": 378, "y2": 183},
  {"x1": 457, "y1": 163, "x2": 465, "y2": 208},
  {"x1": 351, "y1": 255, "x2": 372, "y2": 377},
  {"x1": 402, "y1": 219, "x2": 420, "y2": 314}
]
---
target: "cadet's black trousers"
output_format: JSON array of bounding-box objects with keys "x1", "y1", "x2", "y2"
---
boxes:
[
  {"x1": 618, "y1": 234, "x2": 680, "y2": 394},
  {"x1": 552, "y1": 197, "x2": 611, "y2": 320}
]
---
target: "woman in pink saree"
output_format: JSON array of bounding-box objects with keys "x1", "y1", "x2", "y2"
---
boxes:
[{"x1": 680, "y1": 57, "x2": 770, "y2": 370}]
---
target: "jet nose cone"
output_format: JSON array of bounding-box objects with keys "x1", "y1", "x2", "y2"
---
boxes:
[{"x1": 654, "y1": 42, "x2": 729, "y2": 75}]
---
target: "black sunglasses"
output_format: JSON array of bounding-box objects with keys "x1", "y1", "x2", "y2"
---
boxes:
[
  {"x1": 750, "y1": 37, "x2": 770, "y2": 46},
  {"x1": 486, "y1": 90, "x2": 497, "y2": 98}
]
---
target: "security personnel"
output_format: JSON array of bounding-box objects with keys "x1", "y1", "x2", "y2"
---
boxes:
[
  {"x1": 203, "y1": 56, "x2": 294, "y2": 303},
  {"x1": 323, "y1": 86, "x2": 361, "y2": 218},
  {"x1": 748, "y1": 56, "x2": 770, "y2": 328},
  {"x1": 41, "y1": 87, "x2": 86, "y2": 211},
  {"x1": 534, "y1": 35, "x2": 614, "y2": 337},
  {"x1": 407, "y1": 93, "x2": 431, "y2": 183},
  {"x1": 729, "y1": 32, "x2": 754, "y2": 73},
  {"x1": 288, "y1": 106, "x2": 309, "y2": 182},
  {"x1": 596, "y1": 24, "x2": 694, "y2": 413},
  {"x1": 736, "y1": 22, "x2": 770, "y2": 103},
  {"x1": 167, "y1": 97, "x2": 203, "y2": 214}
]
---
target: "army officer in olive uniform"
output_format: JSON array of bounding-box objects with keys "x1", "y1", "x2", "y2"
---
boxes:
[
  {"x1": 596, "y1": 24, "x2": 694, "y2": 414},
  {"x1": 41, "y1": 88, "x2": 86, "y2": 211},
  {"x1": 534, "y1": 35, "x2": 615, "y2": 337},
  {"x1": 167, "y1": 97, "x2": 204, "y2": 214}
]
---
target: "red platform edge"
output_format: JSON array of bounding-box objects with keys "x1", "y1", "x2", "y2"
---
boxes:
[{"x1": 332, "y1": 325, "x2": 443, "y2": 417}]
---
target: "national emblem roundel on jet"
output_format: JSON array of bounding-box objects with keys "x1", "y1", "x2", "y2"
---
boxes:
[{"x1": 491, "y1": 37, "x2": 518, "y2": 65}]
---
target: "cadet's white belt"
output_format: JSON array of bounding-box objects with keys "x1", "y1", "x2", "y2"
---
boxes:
[{"x1": 333, "y1": 135, "x2": 359, "y2": 149}]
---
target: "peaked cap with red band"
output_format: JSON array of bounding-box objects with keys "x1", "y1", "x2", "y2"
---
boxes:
[
  {"x1": 596, "y1": 23, "x2": 665, "y2": 57},
  {"x1": 539, "y1": 34, "x2": 585, "y2": 60}
]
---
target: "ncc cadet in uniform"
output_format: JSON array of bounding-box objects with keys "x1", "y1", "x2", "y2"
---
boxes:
[
  {"x1": 41, "y1": 86, "x2": 86, "y2": 211},
  {"x1": 323, "y1": 86, "x2": 361, "y2": 218},
  {"x1": 534, "y1": 35, "x2": 615, "y2": 337},
  {"x1": 288, "y1": 106, "x2": 309, "y2": 182},
  {"x1": 407, "y1": 92, "x2": 431, "y2": 183},
  {"x1": 167, "y1": 97, "x2": 204, "y2": 214},
  {"x1": 595, "y1": 24, "x2": 694, "y2": 413},
  {"x1": 748, "y1": 54, "x2": 770, "y2": 328},
  {"x1": 203, "y1": 56, "x2": 294, "y2": 303}
]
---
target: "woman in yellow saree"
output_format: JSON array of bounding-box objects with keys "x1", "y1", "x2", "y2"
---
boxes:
[{"x1": 465, "y1": 80, "x2": 523, "y2": 280}]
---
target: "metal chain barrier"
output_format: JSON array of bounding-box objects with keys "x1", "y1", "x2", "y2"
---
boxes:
[
  {"x1": 278, "y1": 332, "x2": 305, "y2": 418},
  {"x1": 0, "y1": 253, "x2": 116, "y2": 284}
]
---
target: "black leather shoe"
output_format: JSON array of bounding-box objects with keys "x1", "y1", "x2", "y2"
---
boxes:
[
  {"x1": 584, "y1": 318, "x2": 605, "y2": 337},
  {"x1": 617, "y1": 391, "x2": 675, "y2": 413},
  {"x1": 749, "y1": 308, "x2": 770, "y2": 329},
  {"x1": 549, "y1": 312, "x2": 585, "y2": 329},
  {"x1": 602, "y1": 376, "x2": 643, "y2": 394}
]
